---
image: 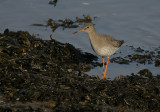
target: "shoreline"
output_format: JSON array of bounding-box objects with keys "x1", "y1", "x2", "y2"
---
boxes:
[{"x1": 0, "y1": 29, "x2": 160, "y2": 112}]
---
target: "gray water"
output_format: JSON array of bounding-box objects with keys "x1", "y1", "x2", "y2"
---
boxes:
[{"x1": 0, "y1": 0, "x2": 160, "y2": 79}]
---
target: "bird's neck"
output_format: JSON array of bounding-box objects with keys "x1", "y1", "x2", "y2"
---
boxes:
[{"x1": 88, "y1": 29, "x2": 98, "y2": 39}]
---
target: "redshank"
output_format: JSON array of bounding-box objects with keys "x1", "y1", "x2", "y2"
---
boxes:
[{"x1": 74, "y1": 23, "x2": 124, "y2": 79}]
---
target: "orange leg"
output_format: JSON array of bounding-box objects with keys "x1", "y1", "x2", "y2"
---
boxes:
[
  {"x1": 103, "y1": 57, "x2": 109, "y2": 79},
  {"x1": 102, "y1": 57, "x2": 105, "y2": 73}
]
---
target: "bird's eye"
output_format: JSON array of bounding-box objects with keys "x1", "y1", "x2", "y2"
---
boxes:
[{"x1": 84, "y1": 26, "x2": 89, "y2": 30}]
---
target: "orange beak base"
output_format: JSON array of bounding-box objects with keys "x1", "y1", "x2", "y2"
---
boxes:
[{"x1": 73, "y1": 29, "x2": 85, "y2": 34}]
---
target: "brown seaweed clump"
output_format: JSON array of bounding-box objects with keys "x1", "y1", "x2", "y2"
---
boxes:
[
  {"x1": 110, "y1": 46, "x2": 160, "y2": 67},
  {"x1": 32, "y1": 14, "x2": 94, "y2": 32},
  {"x1": 0, "y1": 30, "x2": 160, "y2": 112},
  {"x1": 45, "y1": 14, "x2": 92, "y2": 32},
  {"x1": 49, "y1": 0, "x2": 58, "y2": 7}
]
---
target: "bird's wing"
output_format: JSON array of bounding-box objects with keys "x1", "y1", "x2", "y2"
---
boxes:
[{"x1": 99, "y1": 34, "x2": 124, "y2": 47}]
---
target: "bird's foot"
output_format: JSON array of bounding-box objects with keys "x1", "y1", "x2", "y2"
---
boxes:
[
  {"x1": 102, "y1": 76, "x2": 106, "y2": 79},
  {"x1": 102, "y1": 73, "x2": 106, "y2": 79}
]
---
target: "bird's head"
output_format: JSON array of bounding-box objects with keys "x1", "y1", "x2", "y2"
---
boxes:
[{"x1": 73, "y1": 23, "x2": 95, "y2": 34}]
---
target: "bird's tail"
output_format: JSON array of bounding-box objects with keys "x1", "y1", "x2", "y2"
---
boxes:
[{"x1": 119, "y1": 40, "x2": 124, "y2": 46}]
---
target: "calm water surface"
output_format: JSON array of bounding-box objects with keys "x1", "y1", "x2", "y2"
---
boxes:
[{"x1": 0, "y1": 0, "x2": 160, "y2": 79}]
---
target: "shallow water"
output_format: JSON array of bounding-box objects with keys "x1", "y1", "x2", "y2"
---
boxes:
[{"x1": 0, "y1": 0, "x2": 160, "y2": 78}]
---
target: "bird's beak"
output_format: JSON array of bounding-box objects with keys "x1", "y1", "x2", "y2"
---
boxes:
[{"x1": 73, "y1": 29, "x2": 85, "y2": 34}]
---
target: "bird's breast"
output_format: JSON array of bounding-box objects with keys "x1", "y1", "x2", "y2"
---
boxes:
[{"x1": 92, "y1": 45, "x2": 118, "y2": 57}]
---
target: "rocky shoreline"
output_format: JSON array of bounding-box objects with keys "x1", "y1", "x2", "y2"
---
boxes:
[{"x1": 0, "y1": 30, "x2": 160, "y2": 112}]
